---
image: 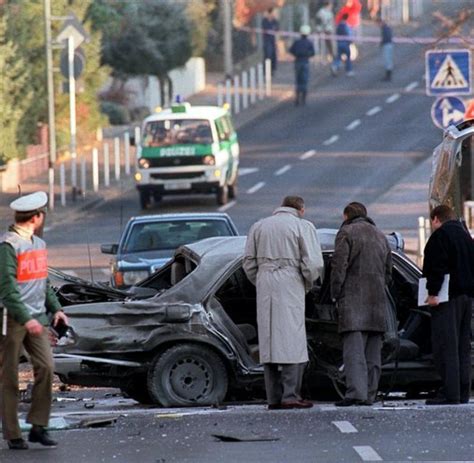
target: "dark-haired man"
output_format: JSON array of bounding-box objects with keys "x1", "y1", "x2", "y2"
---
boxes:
[
  {"x1": 423, "y1": 205, "x2": 474, "y2": 405},
  {"x1": 243, "y1": 196, "x2": 324, "y2": 409},
  {"x1": 330, "y1": 202, "x2": 391, "y2": 406},
  {"x1": 0, "y1": 192, "x2": 67, "y2": 450}
]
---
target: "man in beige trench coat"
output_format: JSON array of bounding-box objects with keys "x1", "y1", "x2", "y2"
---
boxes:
[{"x1": 243, "y1": 196, "x2": 324, "y2": 409}]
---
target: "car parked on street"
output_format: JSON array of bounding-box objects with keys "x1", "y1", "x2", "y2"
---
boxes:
[
  {"x1": 53, "y1": 232, "x2": 474, "y2": 407},
  {"x1": 100, "y1": 212, "x2": 239, "y2": 288}
]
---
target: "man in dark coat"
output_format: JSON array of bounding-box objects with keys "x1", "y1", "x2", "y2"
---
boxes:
[
  {"x1": 262, "y1": 8, "x2": 279, "y2": 74},
  {"x1": 422, "y1": 205, "x2": 474, "y2": 405},
  {"x1": 330, "y1": 202, "x2": 392, "y2": 406},
  {"x1": 289, "y1": 25, "x2": 315, "y2": 106},
  {"x1": 331, "y1": 13, "x2": 354, "y2": 76}
]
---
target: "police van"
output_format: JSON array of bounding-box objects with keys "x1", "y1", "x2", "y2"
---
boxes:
[{"x1": 134, "y1": 103, "x2": 240, "y2": 209}]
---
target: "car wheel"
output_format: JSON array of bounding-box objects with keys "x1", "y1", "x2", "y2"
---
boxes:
[
  {"x1": 216, "y1": 184, "x2": 229, "y2": 206},
  {"x1": 147, "y1": 344, "x2": 228, "y2": 407},
  {"x1": 228, "y1": 178, "x2": 237, "y2": 199},
  {"x1": 121, "y1": 376, "x2": 154, "y2": 404},
  {"x1": 139, "y1": 190, "x2": 151, "y2": 210}
]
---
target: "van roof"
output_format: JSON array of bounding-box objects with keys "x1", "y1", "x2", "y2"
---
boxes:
[{"x1": 143, "y1": 105, "x2": 229, "y2": 123}]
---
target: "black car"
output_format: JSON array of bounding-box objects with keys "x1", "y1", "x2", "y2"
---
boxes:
[{"x1": 53, "y1": 233, "x2": 474, "y2": 407}]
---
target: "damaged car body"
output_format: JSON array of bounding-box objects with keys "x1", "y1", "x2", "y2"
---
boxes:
[{"x1": 54, "y1": 234, "x2": 474, "y2": 407}]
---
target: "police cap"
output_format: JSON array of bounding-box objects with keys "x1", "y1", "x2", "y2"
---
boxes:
[{"x1": 10, "y1": 192, "x2": 48, "y2": 213}]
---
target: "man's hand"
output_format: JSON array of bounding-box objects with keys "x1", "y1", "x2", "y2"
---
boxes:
[
  {"x1": 24, "y1": 319, "x2": 43, "y2": 336},
  {"x1": 426, "y1": 295, "x2": 440, "y2": 307},
  {"x1": 53, "y1": 310, "x2": 68, "y2": 327}
]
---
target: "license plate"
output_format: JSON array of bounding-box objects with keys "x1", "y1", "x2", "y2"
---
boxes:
[{"x1": 164, "y1": 183, "x2": 191, "y2": 191}]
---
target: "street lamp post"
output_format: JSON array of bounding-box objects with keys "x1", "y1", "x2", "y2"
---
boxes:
[{"x1": 221, "y1": 0, "x2": 233, "y2": 78}]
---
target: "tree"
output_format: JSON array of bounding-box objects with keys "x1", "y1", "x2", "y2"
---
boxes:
[{"x1": 0, "y1": 13, "x2": 32, "y2": 162}]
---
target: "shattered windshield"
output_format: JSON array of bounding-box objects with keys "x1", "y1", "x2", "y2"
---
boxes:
[{"x1": 143, "y1": 119, "x2": 213, "y2": 147}]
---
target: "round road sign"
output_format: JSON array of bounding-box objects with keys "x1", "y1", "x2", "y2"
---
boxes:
[{"x1": 431, "y1": 96, "x2": 466, "y2": 130}]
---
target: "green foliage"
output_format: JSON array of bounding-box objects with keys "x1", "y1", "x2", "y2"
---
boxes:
[
  {"x1": 185, "y1": 0, "x2": 215, "y2": 57},
  {"x1": 0, "y1": 13, "x2": 33, "y2": 161}
]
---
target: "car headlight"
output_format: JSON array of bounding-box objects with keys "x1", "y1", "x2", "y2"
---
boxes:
[
  {"x1": 138, "y1": 158, "x2": 150, "y2": 169},
  {"x1": 202, "y1": 155, "x2": 215, "y2": 166},
  {"x1": 123, "y1": 270, "x2": 150, "y2": 286}
]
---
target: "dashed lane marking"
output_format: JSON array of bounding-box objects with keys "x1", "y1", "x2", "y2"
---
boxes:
[
  {"x1": 323, "y1": 135, "x2": 339, "y2": 146},
  {"x1": 218, "y1": 200, "x2": 236, "y2": 212},
  {"x1": 274, "y1": 164, "x2": 292, "y2": 176},
  {"x1": 238, "y1": 167, "x2": 259, "y2": 176},
  {"x1": 332, "y1": 421, "x2": 358, "y2": 433},
  {"x1": 404, "y1": 81, "x2": 419, "y2": 92},
  {"x1": 366, "y1": 106, "x2": 382, "y2": 116},
  {"x1": 353, "y1": 446, "x2": 383, "y2": 461},
  {"x1": 246, "y1": 182, "x2": 265, "y2": 194},
  {"x1": 346, "y1": 119, "x2": 361, "y2": 131},
  {"x1": 385, "y1": 93, "x2": 400, "y2": 104},
  {"x1": 300, "y1": 149, "x2": 316, "y2": 160}
]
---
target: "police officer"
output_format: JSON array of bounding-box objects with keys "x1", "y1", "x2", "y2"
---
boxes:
[{"x1": 0, "y1": 192, "x2": 67, "y2": 450}]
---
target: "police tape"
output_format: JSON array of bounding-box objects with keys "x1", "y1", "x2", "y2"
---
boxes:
[{"x1": 237, "y1": 25, "x2": 474, "y2": 46}]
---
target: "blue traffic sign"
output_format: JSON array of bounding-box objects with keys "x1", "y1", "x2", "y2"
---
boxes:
[
  {"x1": 431, "y1": 96, "x2": 466, "y2": 130},
  {"x1": 426, "y1": 49, "x2": 471, "y2": 96}
]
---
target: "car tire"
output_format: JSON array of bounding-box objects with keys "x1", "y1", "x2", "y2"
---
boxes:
[
  {"x1": 139, "y1": 190, "x2": 151, "y2": 210},
  {"x1": 228, "y1": 178, "x2": 237, "y2": 200},
  {"x1": 147, "y1": 344, "x2": 228, "y2": 407},
  {"x1": 216, "y1": 184, "x2": 229, "y2": 206},
  {"x1": 121, "y1": 376, "x2": 154, "y2": 404}
]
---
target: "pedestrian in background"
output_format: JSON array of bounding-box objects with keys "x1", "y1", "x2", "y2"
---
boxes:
[
  {"x1": 378, "y1": 17, "x2": 393, "y2": 81},
  {"x1": 330, "y1": 202, "x2": 392, "y2": 407},
  {"x1": 0, "y1": 192, "x2": 68, "y2": 450},
  {"x1": 243, "y1": 196, "x2": 324, "y2": 410},
  {"x1": 262, "y1": 8, "x2": 279, "y2": 74},
  {"x1": 331, "y1": 13, "x2": 354, "y2": 76},
  {"x1": 335, "y1": 0, "x2": 362, "y2": 37},
  {"x1": 422, "y1": 205, "x2": 473, "y2": 405},
  {"x1": 289, "y1": 25, "x2": 315, "y2": 106},
  {"x1": 315, "y1": 1, "x2": 335, "y2": 61}
]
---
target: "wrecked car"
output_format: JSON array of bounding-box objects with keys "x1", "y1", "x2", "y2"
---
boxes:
[{"x1": 53, "y1": 233, "x2": 474, "y2": 407}]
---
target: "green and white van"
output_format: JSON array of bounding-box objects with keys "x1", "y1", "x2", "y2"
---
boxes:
[{"x1": 134, "y1": 103, "x2": 239, "y2": 209}]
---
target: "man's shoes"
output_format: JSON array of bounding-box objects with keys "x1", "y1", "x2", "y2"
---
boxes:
[
  {"x1": 28, "y1": 425, "x2": 58, "y2": 447},
  {"x1": 425, "y1": 398, "x2": 460, "y2": 405},
  {"x1": 335, "y1": 398, "x2": 365, "y2": 407},
  {"x1": 267, "y1": 403, "x2": 283, "y2": 410},
  {"x1": 7, "y1": 438, "x2": 29, "y2": 450},
  {"x1": 280, "y1": 400, "x2": 313, "y2": 409}
]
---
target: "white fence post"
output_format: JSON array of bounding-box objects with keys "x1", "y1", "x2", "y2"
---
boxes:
[
  {"x1": 124, "y1": 132, "x2": 130, "y2": 175},
  {"x1": 60, "y1": 163, "x2": 66, "y2": 207},
  {"x1": 80, "y1": 156, "x2": 86, "y2": 197},
  {"x1": 103, "y1": 143, "x2": 110, "y2": 187},
  {"x1": 257, "y1": 63, "x2": 264, "y2": 100},
  {"x1": 249, "y1": 67, "x2": 256, "y2": 104},
  {"x1": 114, "y1": 137, "x2": 121, "y2": 181},
  {"x1": 417, "y1": 216, "x2": 426, "y2": 267},
  {"x1": 233, "y1": 75, "x2": 240, "y2": 114},
  {"x1": 217, "y1": 83, "x2": 224, "y2": 107},
  {"x1": 242, "y1": 71, "x2": 248, "y2": 109},
  {"x1": 264, "y1": 59, "x2": 272, "y2": 97},
  {"x1": 92, "y1": 148, "x2": 99, "y2": 193},
  {"x1": 225, "y1": 78, "x2": 232, "y2": 109}
]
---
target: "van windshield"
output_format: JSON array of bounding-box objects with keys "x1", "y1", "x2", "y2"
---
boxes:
[{"x1": 143, "y1": 119, "x2": 213, "y2": 147}]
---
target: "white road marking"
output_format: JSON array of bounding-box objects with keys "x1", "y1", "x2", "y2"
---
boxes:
[
  {"x1": 405, "y1": 81, "x2": 419, "y2": 92},
  {"x1": 366, "y1": 106, "x2": 382, "y2": 116},
  {"x1": 323, "y1": 135, "x2": 339, "y2": 146},
  {"x1": 345, "y1": 119, "x2": 361, "y2": 131},
  {"x1": 62, "y1": 270, "x2": 78, "y2": 277},
  {"x1": 218, "y1": 200, "x2": 236, "y2": 212},
  {"x1": 274, "y1": 164, "x2": 292, "y2": 176},
  {"x1": 300, "y1": 149, "x2": 316, "y2": 160},
  {"x1": 332, "y1": 421, "x2": 358, "y2": 433},
  {"x1": 385, "y1": 93, "x2": 400, "y2": 104},
  {"x1": 246, "y1": 182, "x2": 265, "y2": 194},
  {"x1": 353, "y1": 446, "x2": 383, "y2": 461},
  {"x1": 238, "y1": 167, "x2": 259, "y2": 177}
]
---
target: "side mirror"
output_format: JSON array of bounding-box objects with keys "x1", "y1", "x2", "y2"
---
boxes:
[
  {"x1": 101, "y1": 243, "x2": 118, "y2": 255},
  {"x1": 129, "y1": 136, "x2": 135, "y2": 147}
]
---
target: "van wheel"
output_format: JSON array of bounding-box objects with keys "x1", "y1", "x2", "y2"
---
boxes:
[
  {"x1": 216, "y1": 185, "x2": 229, "y2": 206},
  {"x1": 228, "y1": 178, "x2": 238, "y2": 199},
  {"x1": 147, "y1": 344, "x2": 228, "y2": 407},
  {"x1": 139, "y1": 190, "x2": 151, "y2": 209}
]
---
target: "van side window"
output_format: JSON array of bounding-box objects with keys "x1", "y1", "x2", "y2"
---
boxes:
[{"x1": 216, "y1": 116, "x2": 231, "y2": 141}]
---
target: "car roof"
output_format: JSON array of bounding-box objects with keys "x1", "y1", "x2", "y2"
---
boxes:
[
  {"x1": 127, "y1": 212, "x2": 234, "y2": 225},
  {"x1": 143, "y1": 105, "x2": 228, "y2": 123}
]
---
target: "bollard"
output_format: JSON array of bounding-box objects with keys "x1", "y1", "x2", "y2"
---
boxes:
[
  {"x1": 264, "y1": 59, "x2": 272, "y2": 97},
  {"x1": 114, "y1": 137, "x2": 120, "y2": 181},
  {"x1": 103, "y1": 143, "x2": 110, "y2": 187},
  {"x1": 225, "y1": 79, "x2": 232, "y2": 109},
  {"x1": 417, "y1": 216, "x2": 426, "y2": 267},
  {"x1": 233, "y1": 75, "x2": 240, "y2": 114},
  {"x1": 257, "y1": 63, "x2": 264, "y2": 100},
  {"x1": 124, "y1": 132, "x2": 131, "y2": 175},
  {"x1": 71, "y1": 156, "x2": 77, "y2": 202},
  {"x1": 217, "y1": 83, "x2": 224, "y2": 107},
  {"x1": 249, "y1": 67, "x2": 256, "y2": 104},
  {"x1": 134, "y1": 126, "x2": 141, "y2": 147},
  {"x1": 48, "y1": 167, "x2": 55, "y2": 211},
  {"x1": 60, "y1": 163, "x2": 66, "y2": 207},
  {"x1": 92, "y1": 148, "x2": 99, "y2": 193},
  {"x1": 80, "y1": 156, "x2": 86, "y2": 198},
  {"x1": 242, "y1": 71, "x2": 248, "y2": 109}
]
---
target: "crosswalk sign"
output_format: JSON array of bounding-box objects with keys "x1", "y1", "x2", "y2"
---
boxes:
[{"x1": 426, "y1": 50, "x2": 471, "y2": 96}]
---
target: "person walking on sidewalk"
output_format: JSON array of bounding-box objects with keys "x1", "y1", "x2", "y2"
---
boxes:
[
  {"x1": 315, "y1": 1, "x2": 335, "y2": 61},
  {"x1": 331, "y1": 13, "x2": 354, "y2": 76},
  {"x1": 422, "y1": 205, "x2": 474, "y2": 405},
  {"x1": 289, "y1": 25, "x2": 315, "y2": 105},
  {"x1": 330, "y1": 202, "x2": 392, "y2": 407},
  {"x1": 243, "y1": 196, "x2": 324, "y2": 410},
  {"x1": 0, "y1": 192, "x2": 68, "y2": 450},
  {"x1": 262, "y1": 8, "x2": 280, "y2": 74},
  {"x1": 378, "y1": 18, "x2": 393, "y2": 81}
]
